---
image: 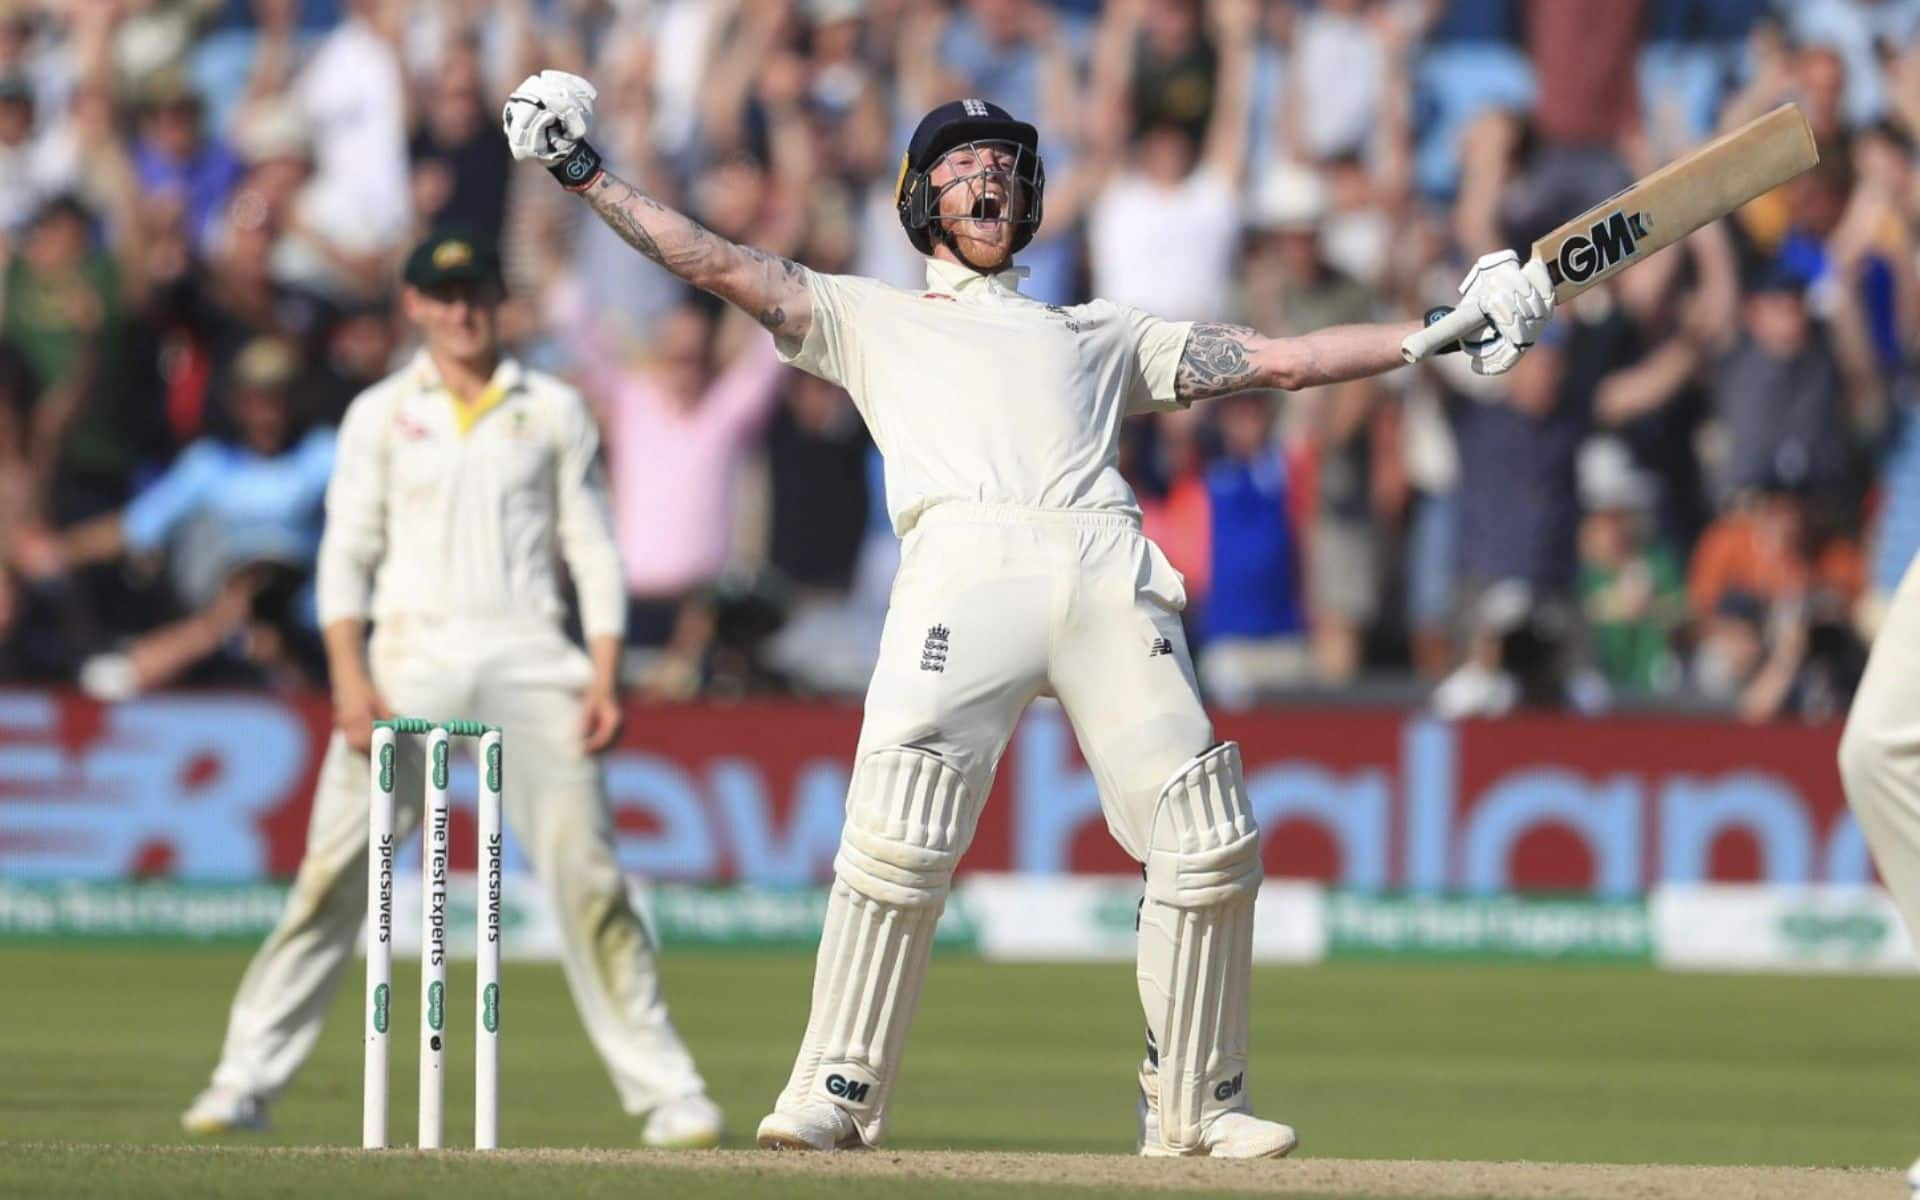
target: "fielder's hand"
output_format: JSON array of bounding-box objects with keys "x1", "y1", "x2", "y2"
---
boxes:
[
  {"x1": 1454, "y1": 250, "x2": 1554, "y2": 376},
  {"x1": 503, "y1": 70, "x2": 606, "y2": 190},
  {"x1": 579, "y1": 680, "x2": 624, "y2": 754},
  {"x1": 333, "y1": 671, "x2": 394, "y2": 756}
]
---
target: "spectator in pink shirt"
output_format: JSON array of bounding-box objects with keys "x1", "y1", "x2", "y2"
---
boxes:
[{"x1": 566, "y1": 294, "x2": 786, "y2": 688}]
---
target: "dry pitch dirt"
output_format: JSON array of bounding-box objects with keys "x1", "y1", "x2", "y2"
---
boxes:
[
  {"x1": 142, "y1": 1145, "x2": 1897, "y2": 1199},
  {"x1": 604, "y1": 1147, "x2": 1900, "y2": 1198}
]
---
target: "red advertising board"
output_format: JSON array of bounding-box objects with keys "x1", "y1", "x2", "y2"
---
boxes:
[{"x1": 0, "y1": 691, "x2": 1857, "y2": 895}]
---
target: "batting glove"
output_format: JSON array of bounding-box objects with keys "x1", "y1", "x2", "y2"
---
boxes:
[
  {"x1": 503, "y1": 70, "x2": 605, "y2": 191},
  {"x1": 1455, "y1": 250, "x2": 1555, "y2": 376}
]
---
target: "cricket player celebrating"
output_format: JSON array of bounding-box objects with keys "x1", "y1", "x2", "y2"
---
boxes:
[
  {"x1": 181, "y1": 231, "x2": 724, "y2": 1149},
  {"x1": 503, "y1": 71, "x2": 1552, "y2": 1156}
]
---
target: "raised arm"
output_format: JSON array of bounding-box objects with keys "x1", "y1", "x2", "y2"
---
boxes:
[
  {"x1": 503, "y1": 70, "x2": 812, "y2": 344},
  {"x1": 1173, "y1": 320, "x2": 1421, "y2": 402},
  {"x1": 575, "y1": 169, "x2": 811, "y2": 340},
  {"x1": 1198, "y1": 0, "x2": 1257, "y2": 186},
  {"x1": 1174, "y1": 243, "x2": 1558, "y2": 402}
]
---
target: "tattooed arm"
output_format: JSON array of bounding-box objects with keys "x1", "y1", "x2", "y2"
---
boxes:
[
  {"x1": 577, "y1": 168, "x2": 812, "y2": 343},
  {"x1": 503, "y1": 72, "x2": 811, "y2": 340},
  {"x1": 1173, "y1": 320, "x2": 1426, "y2": 403}
]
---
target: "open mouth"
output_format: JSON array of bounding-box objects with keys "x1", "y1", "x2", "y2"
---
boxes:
[{"x1": 969, "y1": 193, "x2": 1005, "y2": 222}]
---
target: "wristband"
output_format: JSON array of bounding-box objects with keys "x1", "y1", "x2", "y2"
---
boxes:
[{"x1": 549, "y1": 140, "x2": 605, "y2": 192}]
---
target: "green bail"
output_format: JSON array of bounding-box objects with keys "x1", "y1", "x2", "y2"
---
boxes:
[
  {"x1": 374, "y1": 716, "x2": 498, "y2": 737},
  {"x1": 374, "y1": 717, "x2": 434, "y2": 734}
]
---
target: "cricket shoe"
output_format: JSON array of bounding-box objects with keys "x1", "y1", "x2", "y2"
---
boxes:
[
  {"x1": 180, "y1": 1086, "x2": 269, "y2": 1134},
  {"x1": 642, "y1": 1094, "x2": 725, "y2": 1149},
  {"x1": 755, "y1": 1102, "x2": 863, "y2": 1151},
  {"x1": 1908, "y1": 1153, "x2": 1920, "y2": 1197},
  {"x1": 1137, "y1": 1078, "x2": 1297, "y2": 1159},
  {"x1": 1139, "y1": 1110, "x2": 1299, "y2": 1159}
]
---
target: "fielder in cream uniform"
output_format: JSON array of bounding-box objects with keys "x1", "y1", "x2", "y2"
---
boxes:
[
  {"x1": 181, "y1": 232, "x2": 723, "y2": 1148},
  {"x1": 504, "y1": 74, "x2": 1554, "y2": 1157}
]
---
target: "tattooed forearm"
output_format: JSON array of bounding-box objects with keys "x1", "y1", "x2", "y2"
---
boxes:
[
  {"x1": 575, "y1": 169, "x2": 811, "y2": 341},
  {"x1": 1174, "y1": 323, "x2": 1266, "y2": 400},
  {"x1": 1174, "y1": 319, "x2": 1424, "y2": 401},
  {"x1": 601, "y1": 202, "x2": 663, "y2": 263},
  {"x1": 584, "y1": 175, "x2": 717, "y2": 276}
]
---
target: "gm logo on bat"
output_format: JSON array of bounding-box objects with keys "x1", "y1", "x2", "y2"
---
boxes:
[{"x1": 1548, "y1": 209, "x2": 1651, "y2": 287}]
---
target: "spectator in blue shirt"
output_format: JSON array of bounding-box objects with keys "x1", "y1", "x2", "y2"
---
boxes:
[
  {"x1": 13, "y1": 336, "x2": 334, "y2": 697},
  {"x1": 1197, "y1": 391, "x2": 1310, "y2": 708},
  {"x1": 1410, "y1": 0, "x2": 1534, "y2": 202},
  {"x1": 1639, "y1": 0, "x2": 1769, "y2": 145},
  {"x1": 130, "y1": 73, "x2": 243, "y2": 256}
]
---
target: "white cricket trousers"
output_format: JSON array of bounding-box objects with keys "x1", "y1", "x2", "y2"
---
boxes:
[
  {"x1": 862, "y1": 502, "x2": 1213, "y2": 858},
  {"x1": 1842, "y1": 554, "x2": 1920, "y2": 941},
  {"x1": 202, "y1": 616, "x2": 706, "y2": 1113},
  {"x1": 772, "y1": 503, "x2": 1223, "y2": 1142}
]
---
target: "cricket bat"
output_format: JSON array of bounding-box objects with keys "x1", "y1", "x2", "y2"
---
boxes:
[{"x1": 1401, "y1": 103, "x2": 1819, "y2": 363}]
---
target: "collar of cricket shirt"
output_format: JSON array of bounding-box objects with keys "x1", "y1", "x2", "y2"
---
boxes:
[
  {"x1": 409, "y1": 350, "x2": 524, "y2": 436},
  {"x1": 923, "y1": 255, "x2": 1031, "y2": 299}
]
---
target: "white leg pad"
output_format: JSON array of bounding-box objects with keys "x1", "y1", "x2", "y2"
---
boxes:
[
  {"x1": 1136, "y1": 742, "x2": 1262, "y2": 1152},
  {"x1": 775, "y1": 746, "x2": 976, "y2": 1146}
]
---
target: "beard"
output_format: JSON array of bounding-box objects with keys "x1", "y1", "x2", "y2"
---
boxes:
[{"x1": 938, "y1": 184, "x2": 1017, "y2": 270}]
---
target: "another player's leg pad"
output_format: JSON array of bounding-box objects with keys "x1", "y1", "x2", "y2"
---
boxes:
[
  {"x1": 776, "y1": 746, "x2": 979, "y2": 1146},
  {"x1": 1137, "y1": 742, "x2": 1262, "y2": 1152}
]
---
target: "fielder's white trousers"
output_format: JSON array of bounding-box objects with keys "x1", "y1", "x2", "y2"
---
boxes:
[
  {"x1": 1842, "y1": 555, "x2": 1920, "y2": 941},
  {"x1": 203, "y1": 617, "x2": 707, "y2": 1113},
  {"x1": 861, "y1": 503, "x2": 1214, "y2": 860}
]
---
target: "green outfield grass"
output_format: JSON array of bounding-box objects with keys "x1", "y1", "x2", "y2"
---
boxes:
[{"x1": 0, "y1": 946, "x2": 1914, "y2": 1197}]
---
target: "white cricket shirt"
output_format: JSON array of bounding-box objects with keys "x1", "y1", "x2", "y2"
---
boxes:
[
  {"x1": 316, "y1": 351, "x2": 626, "y2": 638},
  {"x1": 775, "y1": 256, "x2": 1194, "y2": 534}
]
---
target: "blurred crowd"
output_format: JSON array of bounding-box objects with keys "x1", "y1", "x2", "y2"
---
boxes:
[{"x1": 0, "y1": 0, "x2": 1916, "y2": 723}]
